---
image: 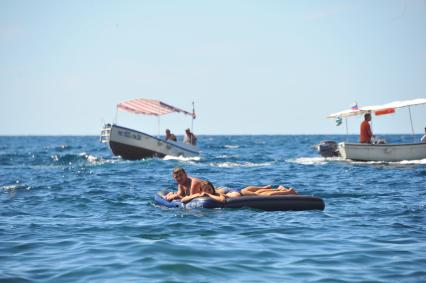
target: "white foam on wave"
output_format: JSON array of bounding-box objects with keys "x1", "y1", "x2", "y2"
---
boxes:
[
  {"x1": 79, "y1": 152, "x2": 121, "y2": 165},
  {"x1": 209, "y1": 161, "x2": 272, "y2": 168},
  {"x1": 352, "y1": 158, "x2": 426, "y2": 165},
  {"x1": 218, "y1": 154, "x2": 240, "y2": 159},
  {"x1": 163, "y1": 155, "x2": 201, "y2": 162},
  {"x1": 79, "y1": 152, "x2": 99, "y2": 163},
  {"x1": 288, "y1": 157, "x2": 341, "y2": 165},
  {"x1": 288, "y1": 156, "x2": 426, "y2": 166},
  {"x1": 1, "y1": 184, "x2": 31, "y2": 191},
  {"x1": 224, "y1": 145, "x2": 239, "y2": 149},
  {"x1": 398, "y1": 159, "x2": 426, "y2": 165}
]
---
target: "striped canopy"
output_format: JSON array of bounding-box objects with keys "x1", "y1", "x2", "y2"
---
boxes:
[{"x1": 117, "y1": 98, "x2": 195, "y2": 117}]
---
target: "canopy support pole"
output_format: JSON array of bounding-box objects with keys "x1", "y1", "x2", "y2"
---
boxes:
[
  {"x1": 191, "y1": 101, "x2": 195, "y2": 133},
  {"x1": 157, "y1": 116, "x2": 161, "y2": 138},
  {"x1": 114, "y1": 108, "x2": 118, "y2": 124},
  {"x1": 408, "y1": 106, "x2": 415, "y2": 142},
  {"x1": 345, "y1": 118, "x2": 348, "y2": 142}
]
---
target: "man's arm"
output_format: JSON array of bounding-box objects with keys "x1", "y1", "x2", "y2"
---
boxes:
[
  {"x1": 165, "y1": 185, "x2": 185, "y2": 201},
  {"x1": 181, "y1": 193, "x2": 203, "y2": 204}
]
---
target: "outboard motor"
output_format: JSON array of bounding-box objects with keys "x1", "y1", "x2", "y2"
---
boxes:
[{"x1": 317, "y1": 140, "x2": 339, "y2": 157}]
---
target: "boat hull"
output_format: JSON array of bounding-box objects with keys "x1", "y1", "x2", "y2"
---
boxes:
[
  {"x1": 104, "y1": 124, "x2": 200, "y2": 160},
  {"x1": 338, "y1": 142, "x2": 426, "y2": 162}
]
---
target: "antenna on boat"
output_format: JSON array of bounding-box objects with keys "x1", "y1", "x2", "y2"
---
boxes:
[
  {"x1": 345, "y1": 118, "x2": 349, "y2": 142},
  {"x1": 157, "y1": 116, "x2": 161, "y2": 138},
  {"x1": 408, "y1": 106, "x2": 415, "y2": 142},
  {"x1": 114, "y1": 107, "x2": 118, "y2": 124}
]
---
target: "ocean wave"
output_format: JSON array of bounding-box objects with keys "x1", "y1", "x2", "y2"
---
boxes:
[
  {"x1": 1, "y1": 183, "x2": 31, "y2": 191},
  {"x1": 217, "y1": 154, "x2": 240, "y2": 159},
  {"x1": 224, "y1": 145, "x2": 239, "y2": 149},
  {"x1": 209, "y1": 161, "x2": 272, "y2": 168},
  {"x1": 289, "y1": 156, "x2": 426, "y2": 166},
  {"x1": 394, "y1": 159, "x2": 426, "y2": 165},
  {"x1": 287, "y1": 157, "x2": 341, "y2": 165},
  {"x1": 50, "y1": 152, "x2": 118, "y2": 166},
  {"x1": 163, "y1": 155, "x2": 201, "y2": 162},
  {"x1": 348, "y1": 158, "x2": 426, "y2": 165}
]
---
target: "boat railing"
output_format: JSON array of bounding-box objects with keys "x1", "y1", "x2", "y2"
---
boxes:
[{"x1": 100, "y1": 124, "x2": 112, "y2": 143}]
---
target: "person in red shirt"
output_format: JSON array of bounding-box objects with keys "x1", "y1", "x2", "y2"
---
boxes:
[{"x1": 360, "y1": 113, "x2": 373, "y2": 143}]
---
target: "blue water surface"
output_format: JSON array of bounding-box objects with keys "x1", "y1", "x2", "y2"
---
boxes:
[{"x1": 1, "y1": 135, "x2": 425, "y2": 282}]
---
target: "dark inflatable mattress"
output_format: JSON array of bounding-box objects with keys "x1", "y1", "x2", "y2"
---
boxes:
[{"x1": 154, "y1": 192, "x2": 325, "y2": 211}]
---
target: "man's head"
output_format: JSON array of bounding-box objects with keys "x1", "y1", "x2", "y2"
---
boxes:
[
  {"x1": 364, "y1": 113, "x2": 371, "y2": 121},
  {"x1": 185, "y1": 128, "x2": 191, "y2": 134},
  {"x1": 172, "y1": 167, "x2": 187, "y2": 185},
  {"x1": 424, "y1": 127, "x2": 426, "y2": 133},
  {"x1": 165, "y1": 129, "x2": 171, "y2": 135}
]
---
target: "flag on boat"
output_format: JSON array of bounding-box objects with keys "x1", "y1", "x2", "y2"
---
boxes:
[{"x1": 351, "y1": 102, "x2": 359, "y2": 110}]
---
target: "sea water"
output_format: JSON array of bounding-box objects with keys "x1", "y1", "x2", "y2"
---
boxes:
[{"x1": 1, "y1": 135, "x2": 425, "y2": 282}]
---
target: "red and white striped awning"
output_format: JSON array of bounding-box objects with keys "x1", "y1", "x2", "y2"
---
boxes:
[{"x1": 117, "y1": 98, "x2": 195, "y2": 118}]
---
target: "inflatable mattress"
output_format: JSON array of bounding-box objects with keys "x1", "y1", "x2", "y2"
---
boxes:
[{"x1": 154, "y1": 191, "x2": 325, "y2": 211}]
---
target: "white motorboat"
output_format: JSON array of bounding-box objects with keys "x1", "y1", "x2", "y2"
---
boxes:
[
  {"x1": 101, "y1": 98, "x2": 200, "y2": 160},
  {"x1": 317, "y1": 98, "x2": 426, "y2": 162}
]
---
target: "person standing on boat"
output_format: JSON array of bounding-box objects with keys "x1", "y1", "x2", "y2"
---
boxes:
[
  {"x1": 165, "y1": 129, "x2": 177, "y2": 142},
  {"x1": 360, "y1": 113, "x2": 373, "y2": 143},
  {"x1": 183, "y1": 128, "x2": 197, "y2": 145},
  {"x1": 165, "y1": 167, "x2": 212, "y2": 201},
  {"x1": 421, "y1": 127, "x2": 426, "y2": 143}
]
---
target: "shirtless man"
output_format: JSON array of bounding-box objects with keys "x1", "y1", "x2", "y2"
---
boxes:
[
  {"x1": 165, "y1": 167, "x2": 213, "y2": 201},
  {"x1": 165, "y1": 129, "x2": 177, "y2": 142}
]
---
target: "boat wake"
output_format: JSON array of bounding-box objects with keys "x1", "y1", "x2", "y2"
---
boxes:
[
  {"x1": 287, "y1": 157, "x2": 342, "y2": 165},
  {"x1": 1, "y1": 183, "x2": 31, "y2": 192},
  {"x1": 50, "y1": 152, "x2": 121, "y2": 166},
  {"x1": 350, "y1": 158, "x2": 426, "y2": 165},
  {"x1": 224, "y1": 145, "x2": 240, "y2": 149},
  {"x1": 289, "y1": 156, "x2": 426, "y2": 166},
  {"x1": 209, "y1": 161, "x2": 272, "y2": 168},
  {"x1": 163, "y1": 155, "x2": 201, "y2": 162}
]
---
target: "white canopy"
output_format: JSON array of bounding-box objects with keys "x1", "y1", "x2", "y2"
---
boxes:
[{"x1": 327, "y1": 98, "x2": 426, "y2": 119}]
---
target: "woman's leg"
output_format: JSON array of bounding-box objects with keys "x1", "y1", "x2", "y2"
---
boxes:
[
  {"x1": 240, "y1": 185, "x2": 272, "y2": 195},
  {"x1": 258, "y1": 188, "x2": 297, "y2": 195}
]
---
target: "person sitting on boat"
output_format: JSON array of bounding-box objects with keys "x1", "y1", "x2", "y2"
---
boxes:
[
  {"x1": 165, "y1": 167, "x2": 212, "y2": 201},
  {"x1": 183, "y1": 128, "x2": 197, "y2": 145},
  {"x1": 421, "y1": 127, "x2": 426, "y2": 143},
  {"x1": 360, "y1": 113, "x2": 373, "y2": 144},
  {"x1": 165, "y1": 129, "x2": 177, "y2": 142},
  {"x1": 181, "y1": 184, "x2": 298, "y2": 204}
]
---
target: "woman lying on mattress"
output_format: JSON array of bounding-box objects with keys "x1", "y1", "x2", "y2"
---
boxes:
[{"x1": 180, "y1": 182, "x2": 298, "y2": 204}]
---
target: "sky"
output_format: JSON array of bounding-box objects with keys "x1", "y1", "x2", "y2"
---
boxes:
[{"x1": 1, "y1": 0, "x2": 425, "y2": 135}]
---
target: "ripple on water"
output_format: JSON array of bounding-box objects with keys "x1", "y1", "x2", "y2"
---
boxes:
[{"x1": 1, "y1": 135, "x2": 425, "y2": 282}]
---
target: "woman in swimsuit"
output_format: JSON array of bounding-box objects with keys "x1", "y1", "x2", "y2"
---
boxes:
[{"x1": 182, "y1": 184, "x2": 297, "y2": 204}]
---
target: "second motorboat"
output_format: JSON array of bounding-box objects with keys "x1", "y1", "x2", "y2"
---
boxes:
[
  {"x1": 101, "y1": 98, "x2": 200, "y2": 160},
  {"x1": 317, "y1": 98, "x2": 426, "y2": 162}
]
